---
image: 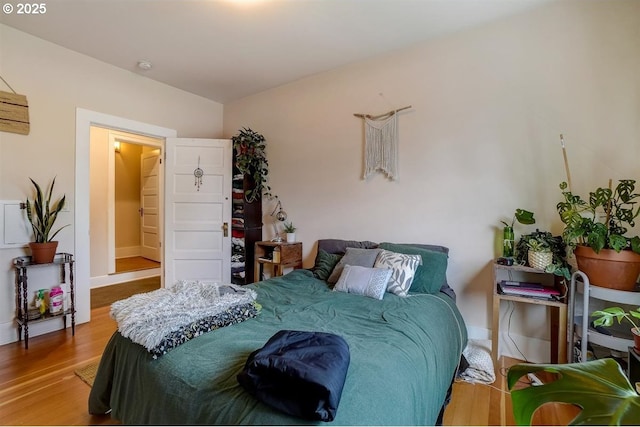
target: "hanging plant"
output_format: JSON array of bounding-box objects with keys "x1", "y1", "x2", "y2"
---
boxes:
[{"x1": 231, "y1": 127, "x2": 274, "y2": 203}]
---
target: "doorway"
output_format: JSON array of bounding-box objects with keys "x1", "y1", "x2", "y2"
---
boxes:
[
  {"x1": 89, "y1": 127, "x2": 164, "y2": 289},
  {"x1": 76, "y1": 109, "x2": 178, "y2": 324}
]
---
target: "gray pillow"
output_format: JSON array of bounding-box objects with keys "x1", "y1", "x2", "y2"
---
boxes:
[
  {"x1": 327, "y1": 247, "x2": 382, "y2": 284},
  {"x1": 334, "y1": 265, "x2": 392, "y2": 300},
  {"x1": 317, "y1": 239, "x2": 379, "y2": 256}
]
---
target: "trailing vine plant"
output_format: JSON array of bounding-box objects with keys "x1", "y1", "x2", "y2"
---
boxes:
[{"x1": 231, "y1": 127, "x2": 275, "y2": 203}]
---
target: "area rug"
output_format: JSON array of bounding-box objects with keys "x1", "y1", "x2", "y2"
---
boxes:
[{"x1": 75, "y1": 362, "x2": 99, "y2": 387}]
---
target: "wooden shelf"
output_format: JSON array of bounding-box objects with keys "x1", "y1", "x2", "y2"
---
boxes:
[
  {"x1": 492, "y1": 261, "x2": 568, "y2": 366},
  {"x1": 254, "y1": 241, "x2": 302, "y2": 282}
]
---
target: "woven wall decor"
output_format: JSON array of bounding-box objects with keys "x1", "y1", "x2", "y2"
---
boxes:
[{"x1": 0, "y1": 76, "x2": 30, "y2": 135}]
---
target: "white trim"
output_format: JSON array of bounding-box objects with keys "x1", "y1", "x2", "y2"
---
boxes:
[
  {"x1": 470, "y1": 325, "x2": 552, "y2": 364},
  {"x1": 90, "y1": 269, "x2": 161, "y2": 289},
  {"x1": 76, "y1": 108, "x2": 176, "y2": 325}
]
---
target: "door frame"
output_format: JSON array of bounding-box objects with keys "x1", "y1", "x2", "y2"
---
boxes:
[
  {"x1": 76, "y1": 108, "x2": 177, "y2": 324},
  {"x1": 108, "y1": 131, "x2": 164, "y2": 273}
]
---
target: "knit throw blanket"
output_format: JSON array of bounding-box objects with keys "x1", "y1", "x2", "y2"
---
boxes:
[{"x1": 111, "y1": 280, "x2": 257, "y2": 353}]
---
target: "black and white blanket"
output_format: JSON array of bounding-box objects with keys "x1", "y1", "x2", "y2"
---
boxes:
[{"x1": 110, "y1": 280, "x2": 258, "y2": 357}]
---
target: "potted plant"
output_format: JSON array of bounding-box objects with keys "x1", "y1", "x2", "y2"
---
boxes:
[
  {"x1": 283, "y1": 222, "x2": 296, "y2": 243},
  {"x1": 557, "y1": 179, "x2": 640, "y2": 290},
  {"x1": 231, "y1": 128, "x2": 274, "y2": 203},
  {"x1": 500, "y1": 209, "x2": 535, "y2": 258},
  {"x1": 592, "y1": 306, "x2": 640, "y2": 351},
  {"x1": 25, "y1": 177, "x2": 69, "y2": 263},
  {"x1": 508, "y1": 359, "x2": 640, "y2": 425},
  {"x1": 515, "y1": 230, "x2": 571, "y2": 279}
]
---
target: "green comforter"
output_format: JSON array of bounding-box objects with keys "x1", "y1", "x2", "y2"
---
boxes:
[{"x1": 89, "y1": 269, "x2": 467, "y2": 425}]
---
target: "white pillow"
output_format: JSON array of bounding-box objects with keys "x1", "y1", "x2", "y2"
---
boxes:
[
  {"x1": 374, "y1": 249, "x2": 422, "y2": 297},
  {"x1": 334, "y1": 265, "x2": 392, "y2": 300}
]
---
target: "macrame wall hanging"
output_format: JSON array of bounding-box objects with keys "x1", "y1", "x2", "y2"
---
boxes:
[{"x1": 354, "y1": 105, "x2": 411, "y2": 181}]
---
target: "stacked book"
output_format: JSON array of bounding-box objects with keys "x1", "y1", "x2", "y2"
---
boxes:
[{"x1": 498, "y1": 280, "x2": 560, "y2": 300}]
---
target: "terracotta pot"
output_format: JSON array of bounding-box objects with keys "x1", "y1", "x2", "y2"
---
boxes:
[
  {"x1": 29, "y1": 241, "x2": 58, "y2": 264},
  {"x1": 574, "y1": 245, "x2": 640, "y2": 291},
  {"x1": 634, "y1": 328, "x2": 640, "y2": 352}
]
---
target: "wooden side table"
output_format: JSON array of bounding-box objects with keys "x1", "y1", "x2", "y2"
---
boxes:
[
  {"x1": 254, "y1": 241, "x2": 303, "y2": 282},
  {"x1": 492, "y1": 262, "x2": 568, "y2": 367}
]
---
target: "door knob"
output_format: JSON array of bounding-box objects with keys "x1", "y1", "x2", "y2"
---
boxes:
[{"x1": 223, "y1": 222, "x2": 229, "y2": 237}]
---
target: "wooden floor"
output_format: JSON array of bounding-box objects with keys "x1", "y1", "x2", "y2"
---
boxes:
[
  {"x1": 115, "y1": 256, "x2": 160, "y2": 273},
  {"x1": 90, "y1": 276, "x2": 161, "y2": 309},
  {"x1": 0, "y1": 307, "x2": 577, "y2": 426}
]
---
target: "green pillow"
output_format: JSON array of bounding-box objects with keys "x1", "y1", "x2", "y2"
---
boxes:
[
  {"x1": 313, "y1": 249, "x2": 343, "y2": 281},
  {"x1": 378, "y1": 242, "x2": 448, "y2": 294}
]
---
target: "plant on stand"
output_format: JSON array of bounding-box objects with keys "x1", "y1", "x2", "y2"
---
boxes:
[
  {"x1": 500, "y1": 209, "x2": 535, "y2": 258},
  {"x1": 25, "y1": 177, "x2": 69, "y2": 264},
  {"x1": 592, "y1": 306, "x2": 640, "y2": 351},
  {"x1": 283, "y1": 222, "x2": 297, "y2": 243},
  {"x1": 515, "y1": 230, "x2": 571, "y2": 279},
  {"x1": 231, "y1": 127, "x2": 275, "y2": 203},
  {"x1": 557, "y1": 179, "x2": 640, "y2": 290}
]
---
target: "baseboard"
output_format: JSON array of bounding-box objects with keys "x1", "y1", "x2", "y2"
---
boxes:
[
  {"x1": 467, "y1": 326, "x2": 551, "y2": 363},
  {"x1": 0, "y1": 315, "x2": 76, "y2": 346},
  {"x1": 91, "y1": 268, "x2": 161, "y2": 288},
  {"x1": 115, "y1": 246, "x2": 141, "y2": 258}
]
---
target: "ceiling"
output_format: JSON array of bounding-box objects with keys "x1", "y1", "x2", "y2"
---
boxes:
[{"x1": 0, "y1": 0, "x2": 553, "y2": 104}]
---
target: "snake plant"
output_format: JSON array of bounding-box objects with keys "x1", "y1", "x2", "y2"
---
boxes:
[{"x1": 25, "y1": 177, "x2": 68, "y2": 242}]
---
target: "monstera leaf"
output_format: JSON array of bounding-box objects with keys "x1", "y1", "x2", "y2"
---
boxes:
[{"x1": 508, "y1": 359, "x2": 640, "y2": 425}]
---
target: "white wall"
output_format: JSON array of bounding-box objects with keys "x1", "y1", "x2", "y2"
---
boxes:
[
  {"x1": 0, "y1": 24, "x2": 224, "y2": 345},
  {"x1": 224, "y1": 0, "x2": 640, "y2": 362}
]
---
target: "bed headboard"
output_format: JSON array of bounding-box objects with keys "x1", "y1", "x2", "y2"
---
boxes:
[{"x1": 314, "y1": 239, "x2": 456, "y2": 301}]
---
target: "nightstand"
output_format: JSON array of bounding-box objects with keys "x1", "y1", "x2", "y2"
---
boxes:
[
  {"x1": 492, "y1": 261, "x2": 568, "y2": 367},
  {"x1": 254, "y1": 241, "x2": 303, "y2": 282}
]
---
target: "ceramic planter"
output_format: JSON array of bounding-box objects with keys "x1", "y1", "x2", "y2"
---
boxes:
[
  {"x1": 528, "y1": 250, "x2": 553, "y2": 270},
  {"x1": 29, "y1": 241, "x2": 58, "y2": 264},
  {"x1": 574, "y1": 245, "x2": 640, "y2": 291}
]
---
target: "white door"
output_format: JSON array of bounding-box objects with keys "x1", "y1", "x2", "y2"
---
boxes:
[
  {"x1": 140, "y1": 150, "x2": 161, "y2": 262},
  {"x1": 164, "y1": 138, "x2": 232, "y2": 287}
]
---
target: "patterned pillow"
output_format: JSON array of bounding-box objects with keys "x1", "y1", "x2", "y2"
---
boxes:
[
  {"x1": 313, "y1": 249, "x2": 343, "y2": 281},
  {"x1": 379, "y1": 242, "x2": 448, "y2": 294},
  {"x1": 374, "y1": 249, "x2": 422, "y2": 297},
  {"x1": 334, "y1": 265, "x2": 392, "y2": 300},
  {"x1": 327, "y1": 247, "x2": 382, "y2": 284}
]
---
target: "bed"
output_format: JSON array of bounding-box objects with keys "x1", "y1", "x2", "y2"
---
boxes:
[{"x1": 88, "y1": 239, "x2": 468, "y2": 425}]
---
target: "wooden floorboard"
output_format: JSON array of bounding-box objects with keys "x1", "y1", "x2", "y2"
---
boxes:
[
  {"x1": 115, "y1": 256, "x2": 159, "y2": 273},
  {"x1": 90, "y1": 276, "x2": 161, "y2": 309},
  {"x1": 0, "y1": 306, "x2": 119, "y2": 426}
]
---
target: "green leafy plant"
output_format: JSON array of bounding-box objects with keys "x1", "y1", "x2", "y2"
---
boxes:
[
  {"x1": 515, "y1": 230, "x2": 571, "y2": 279},
  {"x1": 501, "y1": 209, "x2": 536, "y2": 228},
  {"x1": 283, "y1": 222, "x2": 296, "y2": 233},
  {"x1": 557, "y1": 180, "x2": 640, "y2": 254},
  {"x1": 508, "y1": 359, "x2": 640, "y2": 425},
  {"x1": 25, "y1": 177, "x2": 68, "y2": 243},
  {"x1": 231, "y1": 128, "x2": 274, "y2": 203},
  {"x1": 592, "y1": 306, "x2": 640, "y2": 331}
]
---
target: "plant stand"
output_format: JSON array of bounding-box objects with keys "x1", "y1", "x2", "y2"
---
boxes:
[
  {"x1": 569, "y1": 270, "x2": 640, "y2": 364},
  {"x1": 13, "y1": 253, "x2": 75, "y2": 349}
]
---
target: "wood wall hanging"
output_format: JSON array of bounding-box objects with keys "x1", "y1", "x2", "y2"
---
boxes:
[
  {"x1": 0, "y1": 75, "x2": 30, "y2": 135},
  {"x1": 354, "y1": 105, "x2": 410, "y2": 180}
]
